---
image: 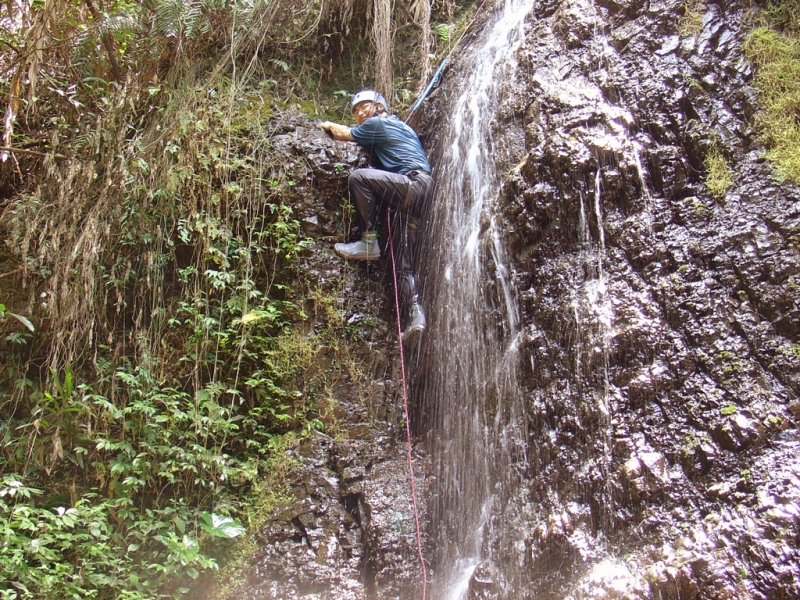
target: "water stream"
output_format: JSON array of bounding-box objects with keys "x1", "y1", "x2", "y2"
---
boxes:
[
  {"x1": 420, "y1": 0, "x2": 535, "y2": 596},
  {"x1": 410, "y1": 0, "x2": 800, "y2": 597},
  {"x1": 421, "y1": 0, "x2": 629, "y2": 594}
]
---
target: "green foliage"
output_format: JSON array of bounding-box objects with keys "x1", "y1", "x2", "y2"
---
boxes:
[
  {"x1": 0, "y1": 304, "x2": 35, "y2": 334},
  {"x1": 0, "y1": 77, "x2": 345, "y2": 597},
  {"x1": 433, "y1": 23, "x2": 454, "y2": 44},
  {"x1": 745, "y1": 11, "x2": 800, "y2": 180},
  {"x1": 199, "y1": 513, "x2": 246, "y2": 539},
  {"x1": 201, "y1": 434, "x2": 298, "y2": 598},
  {"x1": 152, "y1": 0, "x2": 213, "y2": 40},
  {"x1": 0, "y1": 358, "x2": 256, "y2": 597},
  {"x1": 760, "y1": 0, "x2": 800, "y2": 35},
  {"x1": 0, "y1": 475, "x2": 228, "y2": 599}
]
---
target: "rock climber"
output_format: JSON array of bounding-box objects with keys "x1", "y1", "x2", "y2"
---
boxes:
[{"x1": 318, "y1": 89, "x2": 432, "y2": 345}]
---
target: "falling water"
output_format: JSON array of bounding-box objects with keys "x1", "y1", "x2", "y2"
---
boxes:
[{"x1": 419, "y1": 0, "x2": 535, "y2": 596}]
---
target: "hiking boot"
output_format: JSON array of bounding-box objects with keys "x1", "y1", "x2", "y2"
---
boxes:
[
  {"x1": 402, "y1": 301, "x2": 426, "y2": 345},
  {"x1": 334, "y1": 233, "x2": 380, "y2": 261}
]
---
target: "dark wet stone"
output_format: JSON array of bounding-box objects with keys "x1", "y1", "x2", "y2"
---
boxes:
[
  {"x1": 347, "y1": 424, "x2": 373, "y2": 440},
  {"x1": 552, "y1": 0, "x2": 602, "y2": 49},
  {"x1": 714, "y1": 413, "x2": 762, "y2": 452},
  {"x1": 342, "y1": 466, "x2": 365, "y2": 482},
  {"x1": 467, "y1": 561, "x2": 505, "y2": 598},
  {"x1": 788, "y1": 402, "x2": 800, "y2": 420}
]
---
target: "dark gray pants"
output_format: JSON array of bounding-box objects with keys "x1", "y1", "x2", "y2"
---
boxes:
[{"x1": 348, "y1": 168, "x2": 433, "y2": 314}]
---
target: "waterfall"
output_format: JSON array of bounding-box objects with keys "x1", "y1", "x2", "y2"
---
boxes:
[{"x1": 419, "y1": 0, "x2": 535, "y2": 596}]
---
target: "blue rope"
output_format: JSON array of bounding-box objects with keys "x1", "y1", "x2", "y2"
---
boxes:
[{"x1": 405, "y1": 57, "x2": 450, "y2": 122}]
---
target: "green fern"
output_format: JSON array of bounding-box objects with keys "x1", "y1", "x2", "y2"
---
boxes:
[
  {"x1": 433, "y1": 22, "x2": 453, "y2": 44},
  {"x1": 105, "y1": 12, "x2": 141, "y2": 40},
  {"x1": 184, "y1": 1, "x2": 210, "y2": 39},
  {"x1": 70, "y1": 7, "x2": 140, "y2": 70},
  {"x1": 153, "y1": 0, "x2": 187, "y2": 37}
]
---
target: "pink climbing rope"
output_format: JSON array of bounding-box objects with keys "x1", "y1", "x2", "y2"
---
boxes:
[{"x1": 386, "y1": 211, "x2": 428, "y2": 600}]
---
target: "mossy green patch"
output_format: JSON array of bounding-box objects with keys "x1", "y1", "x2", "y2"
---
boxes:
[
  {"x1": 679, "y1": 0, "x2": 706, "y2": 38},
  {"x1": 745, "y1": 15, "x2": 800, "y2": 181},
  {"x1": 705, "y1": 145, "x2": 734, "y2": 199}
]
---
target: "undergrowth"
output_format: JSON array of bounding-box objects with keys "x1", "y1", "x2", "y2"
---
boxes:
[
  {"x1": 745, "y1": 1, "x2": 800, "y2": 180},
  {"x1": 0, "y1": 38, "x2": 346, "y2": 600},
  {"x1": 0, "y1": 79, "x2": 367, "y2": 598},
  {"x1": 0, "y1": 80, "x2": 333, "y2": 599}
]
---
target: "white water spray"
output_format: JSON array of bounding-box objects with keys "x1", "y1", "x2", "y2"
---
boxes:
[{"x1": 421, "y1": 0, "x2": 535, "y2": 597}]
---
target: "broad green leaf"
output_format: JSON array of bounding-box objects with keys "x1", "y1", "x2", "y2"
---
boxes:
[{"x1": 199, "y1": 512, "x2": 245, "y2": 538}]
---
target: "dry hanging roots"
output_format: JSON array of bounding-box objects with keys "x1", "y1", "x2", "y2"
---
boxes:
[{"x1": 371, "y1": 0, "x2": 393, "y2": 99}]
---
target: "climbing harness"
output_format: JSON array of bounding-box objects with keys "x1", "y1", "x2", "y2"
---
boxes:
[
  {"x1": 405, "y1": 0, "x2": 491, "y2": 123},
  {"x1": 387, "y1": 210, "x2": 428, "y2": 600}
]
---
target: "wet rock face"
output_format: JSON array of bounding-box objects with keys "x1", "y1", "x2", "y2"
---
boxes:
[
  {"x1": 196, "y1": 126, "x2": 428, "y2": 600},
  {"x1": 234, "y1": 435, "x2": 428, "y2": 600},
  {"x1": 268, "y1": 125, "x2": 362, "y2": 239},
  {"x1": 423, "y1": 0, "x2": 800, "y2": 597}
]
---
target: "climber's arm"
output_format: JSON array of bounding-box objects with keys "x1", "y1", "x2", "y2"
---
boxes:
[{"x1": 318, "y1": 121, "x2": 354, "y2": 142}]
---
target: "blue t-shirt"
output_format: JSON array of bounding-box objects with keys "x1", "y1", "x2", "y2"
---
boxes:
[{"x1": 350, "y1": 115, "x2": 431, "y2": 175}]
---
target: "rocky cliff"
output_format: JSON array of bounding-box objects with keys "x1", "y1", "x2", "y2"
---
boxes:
[
  {"x1": 200, "y1": 126, "x2": 429, "y2": 600},
  {"x1": 417, "y1": 0, "x2": 800, "y2": 597}
]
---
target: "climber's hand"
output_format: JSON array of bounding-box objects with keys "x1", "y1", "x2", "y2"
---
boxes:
[{"x1": 316, "y1": 121, "x2": 353, "y2": 142}]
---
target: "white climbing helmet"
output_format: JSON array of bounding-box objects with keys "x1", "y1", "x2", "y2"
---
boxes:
[{"x1": 350, "y1": 89, "x2": 388, "y2": 114}]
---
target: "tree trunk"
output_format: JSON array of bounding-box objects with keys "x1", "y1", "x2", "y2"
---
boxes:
[
  {"x1": 372, "y1": 0, "x2": 393, "y2": 102},
  {"x1": 414, "y1": 0, "x2": 432, "y2": 93},
  {"x1": 85, "y1": 0, "x2": 123, "y2": 82}
]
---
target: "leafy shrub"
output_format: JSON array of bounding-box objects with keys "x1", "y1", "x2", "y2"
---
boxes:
[{"x1": 0, "y1": 81, "x2": 329, "y2": 597}]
